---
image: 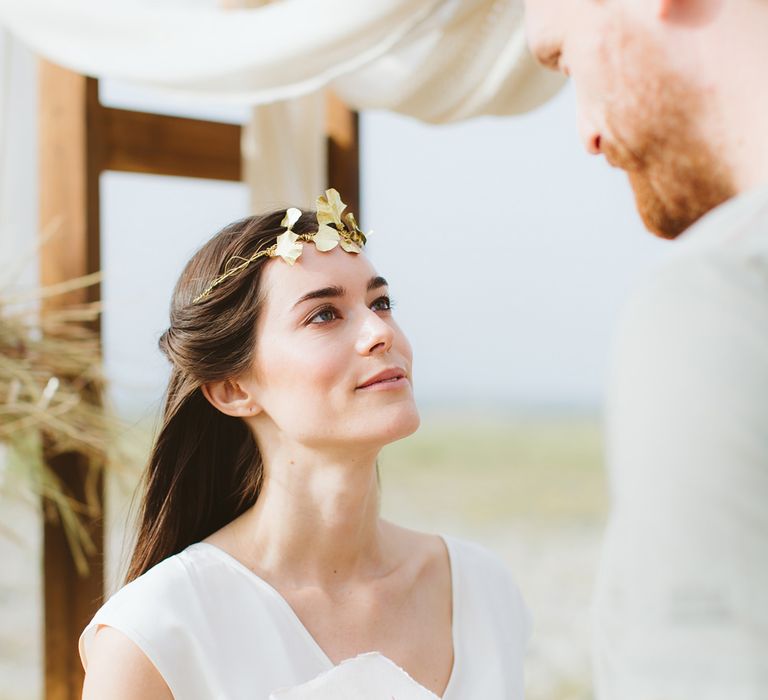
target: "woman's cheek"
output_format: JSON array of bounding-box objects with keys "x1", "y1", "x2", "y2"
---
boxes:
[
  {"x1": 393, "y1": 325, "x2": 413, "y2": 366},
  {"x1": 281, "y1": 349, "x2": 347, "y2": 396}
]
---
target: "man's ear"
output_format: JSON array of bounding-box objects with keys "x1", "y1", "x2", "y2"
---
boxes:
[
  {"x1": 657, "y1": 0, "x2": 674, "y2": 18},
  {"x1": 657, "y1": 0, "x2": 723, "y2": 25},
  {"x1": 201, "y1": 379, "x2": 261, "y2": 418}
]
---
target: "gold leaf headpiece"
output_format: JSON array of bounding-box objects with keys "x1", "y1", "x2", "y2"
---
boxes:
[{"x1": 192, "y1": 189, "x2": 369, "y2": 304}]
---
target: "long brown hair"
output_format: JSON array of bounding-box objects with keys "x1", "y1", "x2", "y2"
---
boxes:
[{"x1": 125, "y1": 209, "x2": 319, "y2": 583}]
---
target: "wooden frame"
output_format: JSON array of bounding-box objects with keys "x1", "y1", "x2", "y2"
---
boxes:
[
  {"x1": 39, "y1": 62, "x2": 104, "y2": 700},
  {"x1": 38, "y1": 59, "x2": 359, "y2": 699}
]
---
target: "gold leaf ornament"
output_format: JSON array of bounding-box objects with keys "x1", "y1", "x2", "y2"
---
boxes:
[
  {"x1": 274, "y1": 231, "x2": 303, "y2": 265},
  {"x1": 281, "y1": 207, "x2": 302, "y2": 229},
  {"x1": 316, "y1": 189, "x2": 346, "y2": 228},
  {"x1": 313, "y1": 225, "x2": 341, "y2": 252},
  {"x1": 275, "y1": 207, "x2": 304, "y2": 265},
  {"x1": 316, "y1": 189, "x2": 367, "y2": 254},
  {"x1": 192, "y1": 190, "x2": 369, "y2": 304},
  {"x1": 315, "y1": 190, "x2": 348, "y2": 252},
  {"x1": 339, "y1": 238, "x2": 361, "y2": 254}
]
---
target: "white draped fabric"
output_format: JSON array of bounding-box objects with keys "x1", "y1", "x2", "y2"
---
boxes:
[
  {"x1": 0, "y1": 0, "x2": 563, "y2": 218},
  {"x1": 0, "y1": 0, "x2": 562, "y2": 119},
  {"x1": 243, "y1": 91, "x2": 327, "y2": 212},
  {"x1": 0, "y1": 0, "x2": 446, "y2": 104},
  {"x1": 0, "y1": 0, "x2": 562, "y2": 210},
  {"x1": 333, "y1": 0, "x2": 560, "y2": 123},
  {"x1": 0, "y1": 0, "x2": 563, "y2": 210}
]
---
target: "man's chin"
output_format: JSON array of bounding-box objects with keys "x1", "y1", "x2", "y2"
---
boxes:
[
  {"x1": 601, "y1": 145, "x2": 684, "y2": 238},
  {"x1": 628, "y1": 170, "x2": 733, "y2": 241},
  {"x1": 629, "y1": 173, "x2": 689, "y2": 240}
]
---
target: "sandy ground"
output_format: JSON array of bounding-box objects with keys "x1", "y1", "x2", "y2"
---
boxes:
[{"x1": 0, "y1": 416, "x2": 606, "y2": 700}]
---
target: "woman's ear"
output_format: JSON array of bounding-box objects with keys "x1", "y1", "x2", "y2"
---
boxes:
[{"x1": 201, "y1": 379, "x2": 261, "y2": 418}]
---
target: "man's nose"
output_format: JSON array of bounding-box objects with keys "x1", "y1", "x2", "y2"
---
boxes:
[{"x1": 578, "y1": 112, "x2": 602, "y2": 155}]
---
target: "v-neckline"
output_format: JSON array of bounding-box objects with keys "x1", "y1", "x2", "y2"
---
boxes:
[{"x1": 191, "y1": 535, "x2": 460, "y2": 699}]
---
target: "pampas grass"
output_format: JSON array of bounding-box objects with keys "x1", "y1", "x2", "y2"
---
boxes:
[{"x1": 1, "y1": 270, "x2": 135, "y2": 575}]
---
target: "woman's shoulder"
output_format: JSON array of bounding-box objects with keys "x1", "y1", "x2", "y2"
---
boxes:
[
  {"x1": 87, "y1": 545, "x2": 209, "y2": 620},
  {"x1": 79, "y1": 543, "x2": 251, "y2": 678},
  {"x1": 79, "y1": 544, "x2": 217, "y2": 697},
  {"x1": 442, "y1": 533, "x2": 518, "y2": 583},
  {"x1": 390, "y1": 525, "x2": 527, "y2": 611},
  {"x1": 79, "y1": 547, "x2": 197, "y2": 664},
  {"x1": 386, "y1": 524, "x2": 520, "y2": 587},
  {"x1": 109, "y1": 547, "x2": 193, "y2": 601},
  {"x1": 441, "y1": 533, "x2": 532, "y2": 644},
  {"x1": 81, "y1": 624, "x2": 174, "y2": 700}
]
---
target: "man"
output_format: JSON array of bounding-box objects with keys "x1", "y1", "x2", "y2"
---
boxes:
[{"x1": 523, "y1": 1, "x2": 768, "y2": 698}]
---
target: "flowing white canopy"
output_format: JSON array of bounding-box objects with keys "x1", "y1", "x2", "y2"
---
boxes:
[{"x1": 0, "y1": 0, "x2": 563, "y2": 208}]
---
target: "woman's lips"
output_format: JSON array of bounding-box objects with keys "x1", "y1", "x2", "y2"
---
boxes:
[{"x1": 356, "y1": 367, "x2": 408, "y2": 390}]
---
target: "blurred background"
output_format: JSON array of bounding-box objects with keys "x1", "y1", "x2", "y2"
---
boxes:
[{"x1": 0, "y1": 16, "x2": 671, "y2": 700}]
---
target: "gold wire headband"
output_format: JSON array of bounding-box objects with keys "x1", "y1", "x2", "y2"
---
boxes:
[{"x1": 192, "y1": 189, "x2": 369, "y2": 304}]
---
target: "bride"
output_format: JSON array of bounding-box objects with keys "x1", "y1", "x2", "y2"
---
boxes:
[{"x1": 79, "y1": 190, "x2": 531, "y2": 699}]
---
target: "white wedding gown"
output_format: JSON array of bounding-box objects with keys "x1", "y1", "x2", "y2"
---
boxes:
[{"x1": 79, "y1": 535, "x2": 531, "y2": 699}]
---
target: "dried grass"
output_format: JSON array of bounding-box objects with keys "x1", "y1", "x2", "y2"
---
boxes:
[{"x1": 1, "y1": 271, "x2": 136, "y2": 575}]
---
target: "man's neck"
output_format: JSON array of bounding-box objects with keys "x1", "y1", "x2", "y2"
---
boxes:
[{"x1": 705, "y1": 4, "x2": 768, "y2": 194}]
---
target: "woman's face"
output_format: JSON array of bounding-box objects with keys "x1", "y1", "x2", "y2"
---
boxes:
[{"x1": 246, "y1": 243, "x2": 419, "y2": 450}]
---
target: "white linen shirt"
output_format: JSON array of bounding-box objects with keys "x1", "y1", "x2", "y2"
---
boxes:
[{"x1": 593, "y1": 184, "x2": 768, "y2": 699}]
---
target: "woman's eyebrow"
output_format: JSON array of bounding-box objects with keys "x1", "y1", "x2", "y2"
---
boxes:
[
  {"x1": 292, "y1": 277, "x2": 388, "y2": 310},
  {"x1": 368, "y1": 276, "x2": 388, "y2": 291},
  {"x1": 292, "y1": 285, "x2": 345, "y2": 309}
]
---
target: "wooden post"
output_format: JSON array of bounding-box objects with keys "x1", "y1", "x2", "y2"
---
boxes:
[
  {"x1": 38, "y1": 60, "x2": 104, "y2": 700},
  {"x1": 326, "y1": 93, "x2": 360, "y2": 220}
]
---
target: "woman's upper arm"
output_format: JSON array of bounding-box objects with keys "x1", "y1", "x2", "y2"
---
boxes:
[{"x1": 82, "y1": 625, "x2": 173, "y2": 700}]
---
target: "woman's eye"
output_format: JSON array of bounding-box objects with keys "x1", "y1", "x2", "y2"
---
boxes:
[
  {"x1": 308, "y1": 307, "x2": 339, "y2": 324},
  {"x1": 371, "y1": 296, "x2": 392, "y2": 312}
]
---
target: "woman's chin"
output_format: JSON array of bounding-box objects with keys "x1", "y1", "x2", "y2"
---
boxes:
[{"x1": 374, "y1": 404, "x2": 421, "y2": 446}]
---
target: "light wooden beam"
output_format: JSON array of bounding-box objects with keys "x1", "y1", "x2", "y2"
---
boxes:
[{"x1": 102, "y1": 107, "x2": 242, "y2": 181}]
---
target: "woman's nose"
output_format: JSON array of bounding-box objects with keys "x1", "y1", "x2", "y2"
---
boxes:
[{"x1": 356, "y1": 310, "x2": 394, "y2": 356}]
